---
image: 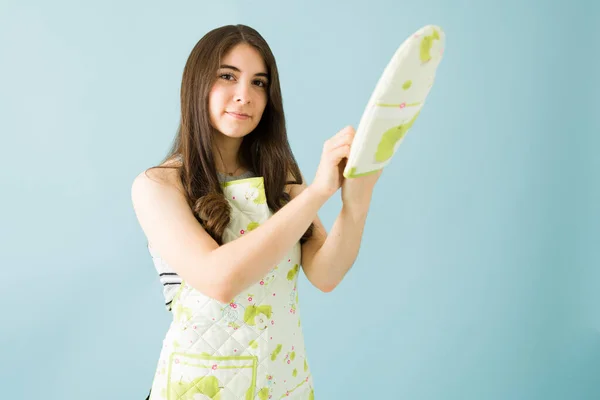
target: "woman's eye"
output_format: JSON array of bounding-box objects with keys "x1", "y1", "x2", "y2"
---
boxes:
[
  {"x1": 220, "y1": 73, "x2": 234, "y2": 81},
  {"x1": 254, "y1": 80, "x2": 267, "y2": 88}
]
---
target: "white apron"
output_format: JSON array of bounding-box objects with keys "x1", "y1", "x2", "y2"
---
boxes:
[{"x1": 148, "y1": 176, "x2": 315, "y2": 400}]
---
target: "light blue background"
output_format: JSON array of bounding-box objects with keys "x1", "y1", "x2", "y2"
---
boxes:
[{"x1": 1, "y1": 0, "x2": 598, "y2": 399}]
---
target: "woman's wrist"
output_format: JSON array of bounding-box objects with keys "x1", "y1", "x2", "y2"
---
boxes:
[{"x1": 305, "y1": 183, "x2": 333, "y2": 205}]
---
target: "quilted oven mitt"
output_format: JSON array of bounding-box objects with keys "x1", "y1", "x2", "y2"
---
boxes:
[{"x1": 343, "y1": 24, "x2": 446, "y2": 178}]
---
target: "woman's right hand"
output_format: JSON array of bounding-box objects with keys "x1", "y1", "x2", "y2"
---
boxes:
[{"x1": 310, "y1": 126, "x2": 356, "y2": 199}]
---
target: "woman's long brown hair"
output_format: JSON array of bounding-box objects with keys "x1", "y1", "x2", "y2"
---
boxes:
[{"x1": 147, "y1": 24, "x2": 313, "y2": 245}]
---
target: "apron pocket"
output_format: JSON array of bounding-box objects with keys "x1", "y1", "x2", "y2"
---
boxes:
[{"x1": 166, "y1": 352, "x2": 258, "y2": 400}]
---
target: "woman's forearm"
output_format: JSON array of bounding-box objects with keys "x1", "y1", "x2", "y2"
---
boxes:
[
  {"x1": 303, "y1": 203, "x2": 371, "y2": 291},
  {"x1": 198, "y1": 185, "x2": 329, "y2": 302}
]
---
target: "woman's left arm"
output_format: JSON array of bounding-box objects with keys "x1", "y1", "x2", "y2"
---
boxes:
[{"x1": 291, "y1": 169, "x2": 382, "y2": 292}]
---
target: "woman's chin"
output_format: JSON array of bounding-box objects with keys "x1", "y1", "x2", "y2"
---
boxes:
[{"x1": 217, "y1": 126, "x2": 254, "y2": 139}]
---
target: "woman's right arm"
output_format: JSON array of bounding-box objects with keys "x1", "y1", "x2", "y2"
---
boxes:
[
  {"x1": 132, "y1": 172, "x2": 328, "y2": 303},
  {"x1": 131, "y1": 126, "x2": 355, "y2": 303}
]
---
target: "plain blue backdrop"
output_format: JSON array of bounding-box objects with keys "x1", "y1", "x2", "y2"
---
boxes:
[{"x1": 1, "y1": 0, "x2": 598, "y2": 399}]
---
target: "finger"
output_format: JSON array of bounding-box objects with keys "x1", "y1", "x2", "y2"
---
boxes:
[
  {"x1": 336, "y1": 125, "x2": 355, "y2": 137},
  {"x1": 323, "y1": 126, "x2": 354, "y2": 152},
  {"x1": 328, "y1": 144, "x2": 351, "y2": 165},
  {"x1": 336, "y1": 126, "x2": 355, "y2": 141},
  {"x1": 328, "y1": 130, "x2": 355, "y2": 149}
]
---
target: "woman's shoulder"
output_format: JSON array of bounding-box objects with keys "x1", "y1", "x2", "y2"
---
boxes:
[{"x1": 131, "y1": 157, "x2": 185, "y2": 201}]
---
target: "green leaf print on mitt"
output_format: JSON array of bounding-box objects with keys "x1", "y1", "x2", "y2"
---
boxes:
[
  {"x1": 247, "y1": 222, "x2": 259, "y2": 231},
  {"x1": 169, "y1": 375, "x2": 221, "y2": 399},
  {"x1": 420, "y1": 28, "x2": 441, "y2": 63},
  {"x1": 287, "y1": 264, "x2": 299, "y2": 281},
  {"x1": 374, "y1": 110, "x2": 420, "y2": 163}
]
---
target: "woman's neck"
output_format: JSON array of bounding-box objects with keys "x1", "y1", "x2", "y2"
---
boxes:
[{"x1": 213, "y1": 135, "x2": 246, "y2": 176}]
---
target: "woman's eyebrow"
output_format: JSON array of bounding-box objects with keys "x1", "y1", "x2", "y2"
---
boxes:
[{"x1": 220, "y1": 64, "x2": 269, "y2": 78}]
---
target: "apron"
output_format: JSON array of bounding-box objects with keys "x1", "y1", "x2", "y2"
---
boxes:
[{"x1": 148, "y1": 176, "x2": 315, "y2": 400}]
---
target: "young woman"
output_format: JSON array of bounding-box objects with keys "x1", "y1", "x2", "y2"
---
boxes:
[{"x1": 132, "y1": 24, "x2": 381, "y2": 400}]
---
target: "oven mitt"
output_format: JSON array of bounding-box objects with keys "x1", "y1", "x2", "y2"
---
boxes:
[{"x1": 343, "y1": 24, "x2": 446, "y2": 178}]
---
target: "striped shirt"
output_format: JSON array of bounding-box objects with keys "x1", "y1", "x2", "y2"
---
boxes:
[{"x1": 148, "y1": 169, "x2": 256, "y2": 311}]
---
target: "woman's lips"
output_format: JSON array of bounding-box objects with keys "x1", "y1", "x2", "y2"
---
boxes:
[{"x1": 226, "y1": 112, "x2": 250, "y2": 120}]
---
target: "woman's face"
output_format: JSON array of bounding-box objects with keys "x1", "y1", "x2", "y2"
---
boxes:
[{"x1": 208, "y1": 43, "x2": 269, "y2": 139}]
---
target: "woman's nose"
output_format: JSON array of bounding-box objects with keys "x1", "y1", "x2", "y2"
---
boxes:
[{"x1": 234, "y1": 83, "x2": 251, "y2": 104}]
